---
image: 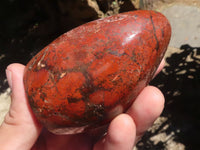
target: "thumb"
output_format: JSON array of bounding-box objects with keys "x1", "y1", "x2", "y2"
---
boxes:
[{"x1": 0, "y1": 63, "x2": 42, "y2": 150}]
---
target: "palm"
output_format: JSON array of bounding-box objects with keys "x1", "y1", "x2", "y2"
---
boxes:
[{"x1": 32, "y1": 129, "x2": 94, "y2": 150}]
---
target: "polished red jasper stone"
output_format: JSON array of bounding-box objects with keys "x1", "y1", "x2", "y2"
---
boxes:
[{"x1": 23, "y1": 10, "x2": 171, "y2": 134}]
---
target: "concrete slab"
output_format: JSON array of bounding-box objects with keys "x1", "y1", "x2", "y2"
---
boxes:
[
  {"x1": 162, "y1": 4, "x2": 200, "y2": 48},
  {"x1": 0, "y1": 88, "x2": 11, "y2": 124}
]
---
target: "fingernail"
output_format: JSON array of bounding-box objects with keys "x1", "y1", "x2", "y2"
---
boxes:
[{"x1": 6, "y1": 69, "x2": 12, "y2": 89}]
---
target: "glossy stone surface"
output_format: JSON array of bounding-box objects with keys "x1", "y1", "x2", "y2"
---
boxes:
[{"x1": 23, "y1": 10, "x2": 171, "y2": 134}]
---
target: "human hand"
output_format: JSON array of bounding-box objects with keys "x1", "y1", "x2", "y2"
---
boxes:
[{"x1": 0, "y1": 61, "x2": 165, "y2": 150}]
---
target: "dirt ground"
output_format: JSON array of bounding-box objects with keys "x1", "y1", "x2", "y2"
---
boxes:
[{"x1": 0, "y1": 0, "x2": 200, "y2": 149}]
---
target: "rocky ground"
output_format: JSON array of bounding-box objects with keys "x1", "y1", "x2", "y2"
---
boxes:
[{"x1": 0, "y1": 0, "x2": 200, "y2": 149}]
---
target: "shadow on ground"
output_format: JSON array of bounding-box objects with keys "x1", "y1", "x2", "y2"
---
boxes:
[{"x1": 137, "y1": 44, "x2": 200, "y2": 150}]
